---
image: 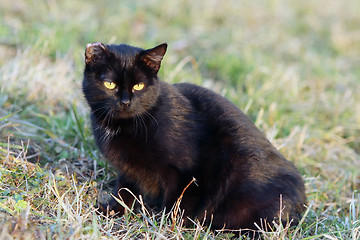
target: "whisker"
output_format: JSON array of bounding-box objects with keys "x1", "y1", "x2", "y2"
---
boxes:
[
  {"x1": 139, "y1": 114, "x2": 148, "y2": 142},
  {"x1": 90, "y1": 106, "x2": 108, "y2": 122},
  {"x1": 144, "y1": 110, "x2": 160, "y2": 136},
  {"x1": 115, "y1": 125, "x2": 121, "y2": 135},
  {"x1": 100, "y1": 109, "x2": 110, "y2": 127},
  {"x1": 134, "y1": 115, "x2": 139, "y2": 137},
  {"x1": 106, "y1": 109, "x2": 111, "y2": 127},
  {"x1": 109, "y1": 108, "x2": 114, "y2": 129},
  {"x1": 90, "y1": 106, "x2": 107, "y2": 115}
]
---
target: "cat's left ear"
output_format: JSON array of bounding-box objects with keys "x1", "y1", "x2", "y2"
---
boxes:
[{"x1": 140, "y1": 43, "x2": 167, "y2": 73}]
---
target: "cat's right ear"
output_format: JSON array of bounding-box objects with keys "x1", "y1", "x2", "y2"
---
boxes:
[{"x1": 85, "y1": 42, "x2": 108, "y2": 65}]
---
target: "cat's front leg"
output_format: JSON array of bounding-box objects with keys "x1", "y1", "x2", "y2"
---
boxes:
[{"x1": 97, "y1": 173, "x2": 140, "y2": 216}]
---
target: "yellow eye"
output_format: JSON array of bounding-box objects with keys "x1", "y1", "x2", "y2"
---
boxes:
[
  {"x1": 133, "y1": 83, "x2": 145, "y2": 91},
  {"x1": 104, "y1": 81, "x2": 116, "y2": 90}
]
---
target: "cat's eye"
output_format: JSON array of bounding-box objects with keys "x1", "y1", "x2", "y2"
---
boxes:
[
  {"x1": 104, "y1": 81, "x2": 116, "y2": 90},
  {"x1": 133, "y1": 83, "x2": 145, "y2": 91}
]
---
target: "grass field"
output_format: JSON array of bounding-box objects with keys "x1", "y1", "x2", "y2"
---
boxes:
[{"x1": 1, "y1": 0, "x2": 360, "y2": 239}]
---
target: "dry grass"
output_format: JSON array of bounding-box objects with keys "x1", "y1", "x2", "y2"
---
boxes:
[
  {"x1": 0, "y1": 48, "x2": 82, "y2": 112},
  {"x1": 1, "y1": 0, "x2": 360, "y2": 239}
]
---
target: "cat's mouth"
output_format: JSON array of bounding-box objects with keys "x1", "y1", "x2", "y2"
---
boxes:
[{"x1": 112, "y1": 107, "x2": 137, "y2": 120}]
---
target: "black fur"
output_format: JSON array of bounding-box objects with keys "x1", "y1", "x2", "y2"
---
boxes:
[{"x1": 82, "y1": 42, "x2": 306, "y2": 230}]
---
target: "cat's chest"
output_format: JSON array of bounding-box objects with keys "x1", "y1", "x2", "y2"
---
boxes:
[
  {"x1": 104, "y1": 135, "x2": 157, "y2": 165},
  {"x1": 104, "y1": 136, "x2": 167, "y2": 194}
]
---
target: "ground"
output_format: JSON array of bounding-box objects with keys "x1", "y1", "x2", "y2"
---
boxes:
[{"x1": 0, "y1": 0, "x2": 359, "y2": 239}]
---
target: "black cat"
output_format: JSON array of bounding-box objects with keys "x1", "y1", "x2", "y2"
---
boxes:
[{"x1": 82, "y1": 42, "x2": 306, "y2": 231}]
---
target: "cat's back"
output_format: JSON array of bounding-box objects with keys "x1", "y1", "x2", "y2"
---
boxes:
[
  {"x1": 173, "y1": 82, "x2": 300, "y2": 171},
  {"x1": 173, "y1": 82, "x2": 264, "y2": 140},
  {"x1": 173, "y1": 82, "x2": 282, "y2": 170}
]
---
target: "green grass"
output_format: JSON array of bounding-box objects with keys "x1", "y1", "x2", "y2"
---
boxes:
[{"x1": 1, "y1": 0, "x2": 360, "y2": 239}]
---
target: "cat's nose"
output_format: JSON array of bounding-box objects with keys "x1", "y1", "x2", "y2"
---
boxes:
[
  {"x1": 120, "y1": 92, "x2": 131, "y2": 107},
  {"x1": 120, "y1": 99, "x2": 131, "y2": 107}
]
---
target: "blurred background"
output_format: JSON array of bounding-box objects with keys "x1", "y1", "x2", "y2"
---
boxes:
[
  {"x1": 1, "y1": 0, "x2": 359, "y2": 161},
  {"x1": 0, "y1": 0, "x2": 360, "y2": 238}
]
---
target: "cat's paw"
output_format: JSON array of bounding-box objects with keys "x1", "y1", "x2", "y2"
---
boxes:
[{"x1": 95, "y1": 200, "x2": 124, "y2": 218}]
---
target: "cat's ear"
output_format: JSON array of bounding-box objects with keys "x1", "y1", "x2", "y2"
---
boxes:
[
  {"x1": 140, "y1": 43, "x2": 167, "y2": 73},
  {"x1": 85, "y1": 42, "x2": 108, "y2": 65}
]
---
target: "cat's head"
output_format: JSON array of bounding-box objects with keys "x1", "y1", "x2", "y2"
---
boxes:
[{"x1": 83, "y1": 42, "x2": 167, "y2": 122}]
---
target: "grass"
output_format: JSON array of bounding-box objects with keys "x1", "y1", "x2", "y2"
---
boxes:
[{"x1": 1, "y1": 0, "x2": 360, "y2": 239}]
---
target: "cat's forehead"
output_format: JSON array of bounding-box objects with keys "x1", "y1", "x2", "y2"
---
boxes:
[
  {"x1": 109, "y1": 44, "x2": 143, "y2": 58},
  {"x1": 107, "y1": 44, "x2": 143, "y2": 69}
]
